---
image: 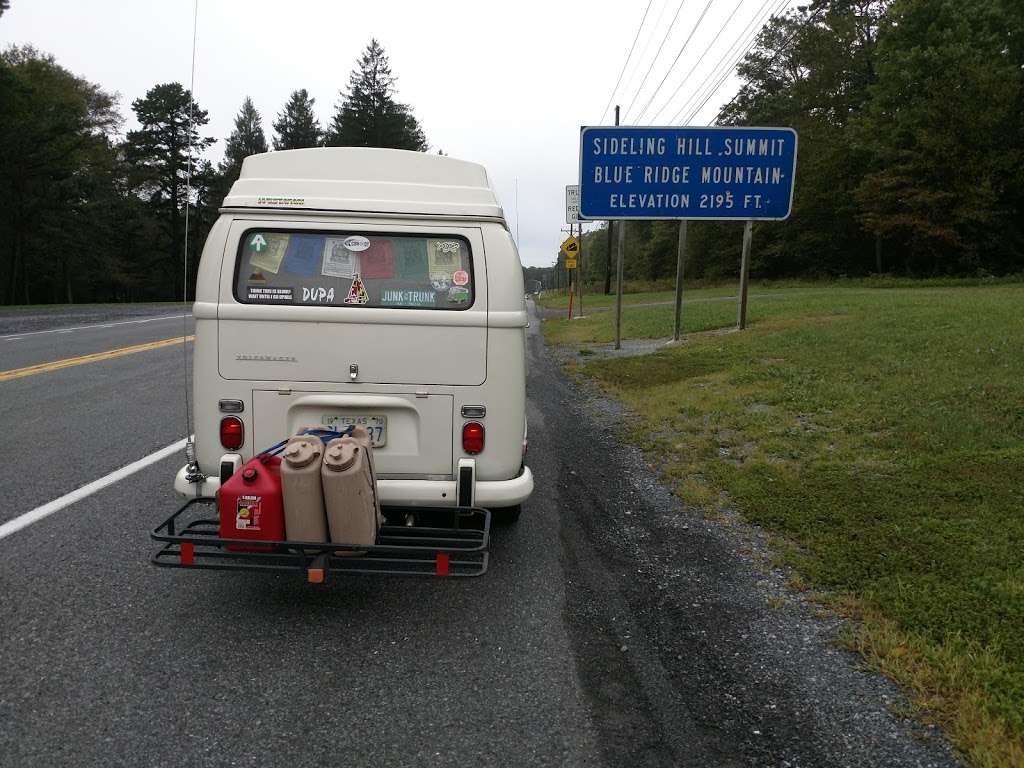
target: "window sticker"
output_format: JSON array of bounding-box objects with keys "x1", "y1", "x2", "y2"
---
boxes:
[
  {"x1": 281, "y1": 234, "x2": 325, "y2": 277},
  {"x1": 248, "y1": 286, "x2": 294, "y2": 302},
  {"x1": 452, "y1": 269, "x2": 469, "y2": 287},
  {"x1": 360, "y1": 240, "x2": 395, "y2": 279},
  {"x1": 250, "y1": 233, "x2": 290, "y2": 274},
  {"x1": 342, "y1": 235, "x2": 371, "y2": 252},
  {"x1": 344, "y1": 274, "x2": 369, "y2": 305},
  {"x1": 394, "y1": 238, "x2": 429, "y2": 280},
  {"x1": 447, "y1": 286, "x2": 470, "y2": 304},
  {"x1": 301, "y1": 286, "x2": 336, "y2": 304},
  {"x1": 381, "y1": 288, "x2": 437, "y2": 308},
  {"x1": 322, "y1": 237, "x2": 358, "y2": 278}
]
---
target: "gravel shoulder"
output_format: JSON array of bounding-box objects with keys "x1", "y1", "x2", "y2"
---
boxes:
[{"x1": 527, "y1": 300, "x2": 960, "y2": 767}]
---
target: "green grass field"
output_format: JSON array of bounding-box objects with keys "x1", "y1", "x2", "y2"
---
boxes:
[{"x1": 547, "y1": 282, "x2": 1024, "y2": 766}]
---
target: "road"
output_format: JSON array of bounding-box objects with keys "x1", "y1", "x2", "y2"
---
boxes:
[{"x1": 0, "y1": 304, "x2": 957, "y2": 767}]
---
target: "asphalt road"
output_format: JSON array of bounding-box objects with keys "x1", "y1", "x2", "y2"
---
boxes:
[{"x1": 0, "y1": 303, "x2": 958, "y2": 767}]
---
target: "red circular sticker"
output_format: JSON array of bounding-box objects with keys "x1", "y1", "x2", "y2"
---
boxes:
[{"x1": 453, "y1": 270, "x2": 469, "y2": 286}]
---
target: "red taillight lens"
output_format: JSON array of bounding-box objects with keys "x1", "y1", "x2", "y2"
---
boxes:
[
  {"x1": 462, "y1": 422, "x2": 484, "y2": 454},
  {"x1": 220, "y1": 416, "x2": 244, "y2": 450}
]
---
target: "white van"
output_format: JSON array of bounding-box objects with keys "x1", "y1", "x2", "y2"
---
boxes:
[{"x1": 173, "y1": 148, "x2": 533, "y2": 522}]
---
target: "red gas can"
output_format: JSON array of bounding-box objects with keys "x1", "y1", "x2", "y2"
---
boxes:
[{"x1": 218, "y1": 455, "x2": 285, "y2": 549}]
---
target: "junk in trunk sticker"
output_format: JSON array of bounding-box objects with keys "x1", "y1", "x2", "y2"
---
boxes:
[{"x1": 381, "y1": 288, "x2": 436, "y2": 307}]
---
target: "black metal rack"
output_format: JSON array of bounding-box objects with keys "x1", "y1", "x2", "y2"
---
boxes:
[{"x1": 152, "y1": 497, "x2": 490, "y2": 581}]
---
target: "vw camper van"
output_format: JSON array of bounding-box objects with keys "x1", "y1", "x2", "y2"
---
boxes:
[{"x1": 173, "y1": 148, "x2": 533, "y2": 521}]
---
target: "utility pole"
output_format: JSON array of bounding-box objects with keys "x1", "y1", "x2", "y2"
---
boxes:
[{"x1": 737, "y1": 220, "x2": 753, "y2": 330}]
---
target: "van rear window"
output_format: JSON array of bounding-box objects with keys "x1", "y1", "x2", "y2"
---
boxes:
[{"x1": 235, "y1": 230, "x2": 474, "y2": 310}]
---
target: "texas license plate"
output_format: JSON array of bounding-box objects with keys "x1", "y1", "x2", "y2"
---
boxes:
[{"x1": 321, "y1": 414, "x2": 387, "y2": 447}]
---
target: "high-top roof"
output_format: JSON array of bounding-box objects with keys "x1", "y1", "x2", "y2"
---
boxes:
[{"x1": 223, "y1": 147, "x2": 505, "y2": 220}]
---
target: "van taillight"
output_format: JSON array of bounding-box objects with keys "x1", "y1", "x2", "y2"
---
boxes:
[
  {"x1": 220, "y1": 416, "x2": 244, "y2": 450},
  {"x1": 462, "y1": 422, "x2": 484, "y2": 454}
]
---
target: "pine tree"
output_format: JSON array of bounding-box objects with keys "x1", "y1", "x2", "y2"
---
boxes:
[
  {"x1": 325, "y1": 39, "x2": 428, "y2": 151},
  {"x1": 272, "y1": 89, "x2": 322, "y2": 150},
  {"x1": 218, "y1": 96, "x2": 268, "y2": 192},
  {"x1": 124, "y1": 82, "x2": 215, "y2": 300}
]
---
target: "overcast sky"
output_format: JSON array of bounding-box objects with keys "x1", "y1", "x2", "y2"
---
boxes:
[{"x1": 2, "y1": 0, "x2": 795, "y2": 267}]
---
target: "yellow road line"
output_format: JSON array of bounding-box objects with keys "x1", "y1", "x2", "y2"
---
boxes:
[{"x1": 0, "y1": 336, "x2": 195, "y2": 382}]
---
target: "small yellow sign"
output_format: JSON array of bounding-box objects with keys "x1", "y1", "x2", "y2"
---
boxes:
[
  {"x1": 560, "y1": 235, "x2": 580, "y2": 255},
  {"x1": 565, "y1": 258, "x2": 578, "y2": 270}
]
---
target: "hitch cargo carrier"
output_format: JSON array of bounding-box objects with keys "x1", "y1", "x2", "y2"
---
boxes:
[{"x1": 152, "y1": 498, "x2": 490, "y2": 581}]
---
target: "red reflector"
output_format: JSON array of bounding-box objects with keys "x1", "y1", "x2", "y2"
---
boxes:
[
  {"x1": 220, "y1": 416, "x2": 244, "y2": 450},
  {"x1": 436, "y1": 552, "x2": 450, "y2": 576},
  {"x1": 462, "y1": 422, "x2": 484, "y2": 454},
  {"x1": 180, "y1": 542, "x2": 194, "y2": 566}
]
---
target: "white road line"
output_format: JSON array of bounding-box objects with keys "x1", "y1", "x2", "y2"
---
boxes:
[
  {"x1": 0, "y1": 438, "x2": 188, "y2": 542},
  {"x1": 0, "y1": 313, "x2": 188, "y2": 341}
]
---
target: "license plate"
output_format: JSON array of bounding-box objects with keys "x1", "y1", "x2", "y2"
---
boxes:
[{"x1": 321, "y1": 414, "x2": 387, "y2": 447}]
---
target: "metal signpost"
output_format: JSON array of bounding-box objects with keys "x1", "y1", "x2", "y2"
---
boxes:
[
  {"x1": 578, "y1": 125, "x2": 798, "y2": 347},
  {"x1": 565, "y1": 185, "x2": 583, "y2": 319}
]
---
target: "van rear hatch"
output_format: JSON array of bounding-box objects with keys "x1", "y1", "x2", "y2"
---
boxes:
[{"x1": 217, "y1": 221, "x2": 488, "y2": 478}]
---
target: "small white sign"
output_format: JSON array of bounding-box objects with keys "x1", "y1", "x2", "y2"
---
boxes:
[{"x1": 566, "y1": 184, "x2": 580, "y2": 224}]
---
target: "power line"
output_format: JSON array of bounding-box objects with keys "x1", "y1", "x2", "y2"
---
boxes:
[
  {"x1": 668, "y1": 0, "x2": 787, "y2": 124},
  {"x1": 683, "y1": 0, "x2": 793, "y2": 125},
  {"x1": 621, "y1": 0, "x2": 688, "y2": 121},
  {"x1": 682, "y1": 0, "x2": 790, "y2": 125},
  {"x1": 599, "y1": 0, "x2": 655, "y2": 124},
  {"x1": 711, "y1": 1, "x2": 828, "y2": 124},
  {"x1": 647, "y1": 0, "x2": 748, "y2": 124},
  {"x1": 633, "y1": 0, "x2": 716, "y2": 124}
]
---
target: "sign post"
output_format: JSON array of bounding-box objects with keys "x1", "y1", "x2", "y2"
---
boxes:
[
  {"x1": 579, "y1": 125, "x2": 798, "y2": 342},
  {"x1": 738, "y1": 220, "x2": 753, "y2": 330},
  {"x1": 672, "y1": 221, "x2": 687, "y2": 342}
]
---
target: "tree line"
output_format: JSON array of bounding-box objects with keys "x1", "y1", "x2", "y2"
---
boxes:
[
  {"x1": 0, "y1": 38, "x2": 427, "y2": 305},
  {"x1": 560, "y1": 0, "x2": 1023, "y2": 291}
]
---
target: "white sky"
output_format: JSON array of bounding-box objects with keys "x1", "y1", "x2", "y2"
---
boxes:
[{"x1": 2, "y1": 0, "x2": 795, "y2": 267}]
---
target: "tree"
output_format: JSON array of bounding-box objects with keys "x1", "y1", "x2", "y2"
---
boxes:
[
  {"x1": 0, "y1": 46, "x2": 121, "y2": 304},
  {"x1": 853, "y1": 0, "x2": 1024, "y2": 274},
  {"x1": 124, "y1": 82, "x2": 215, "y2": 300},
  {"x1": 272, "y1": 89, "x2": 322, "y2": 150},
  {"x1": 325, "y1": 39, "x2": 428, "y2": 151},
  {"x1": 216, "y1": 96, "x2": 268, "y2": 204}
]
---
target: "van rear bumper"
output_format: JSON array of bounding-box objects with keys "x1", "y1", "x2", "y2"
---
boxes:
[{"x1": 173, "y1": 464, "x2": 534, "y2": 509}]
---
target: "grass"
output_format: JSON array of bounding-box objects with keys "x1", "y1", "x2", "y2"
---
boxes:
[{"x1": 551, "y1": 281, "x2": 1024, "y2": 766}]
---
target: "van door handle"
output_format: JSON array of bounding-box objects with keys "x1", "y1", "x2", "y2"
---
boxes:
[{"x1": 349, "y1": 364, "x2": 358, "y2": 380}]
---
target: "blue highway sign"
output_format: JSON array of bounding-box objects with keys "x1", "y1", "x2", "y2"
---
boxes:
[{"x1": 579, "y1": 126, "x2": 798, "y2": 221}]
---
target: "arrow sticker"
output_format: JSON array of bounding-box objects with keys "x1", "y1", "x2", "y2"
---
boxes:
[{"x1": 250, "y1": 234, "x2": 267, "y2": 252}]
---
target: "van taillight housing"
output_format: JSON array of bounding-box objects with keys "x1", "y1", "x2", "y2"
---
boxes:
[
  {"x1": 220, "y1": 416, "x2": 244, "y2": 450},
  {"x1": 462, "y1": 422, "x2": 484, "y2": 454}
]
